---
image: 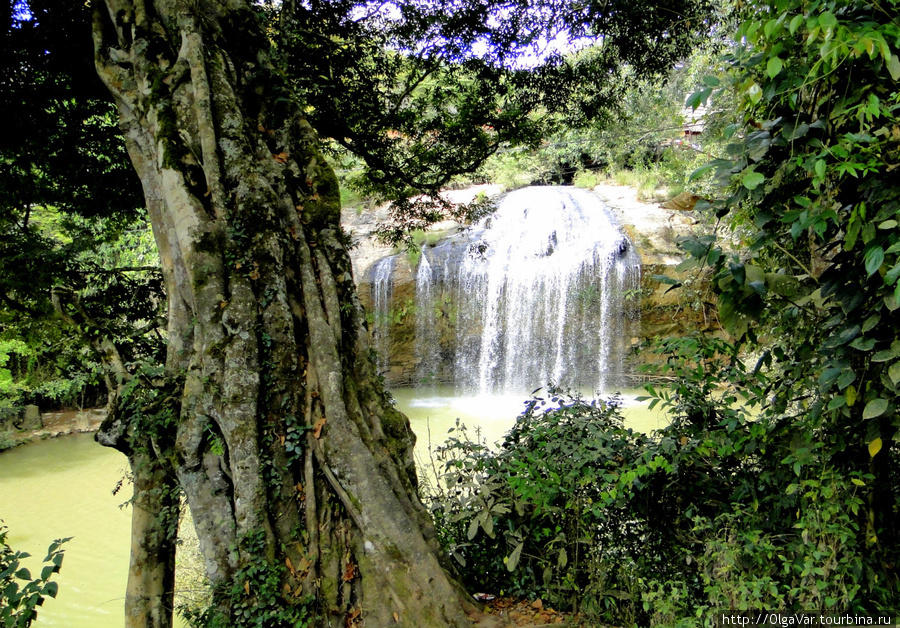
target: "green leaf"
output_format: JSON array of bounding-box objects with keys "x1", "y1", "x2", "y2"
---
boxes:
[
  {"x1": 42, "y1": 581, "x2": 59, "y2": 598},
  {"x1": 789, "y1": 14, "x2": 803, "y2": 34},
  {"x1": 863, "y1": 398, "x2": 888, "y2": 419},
  {"x1": 865, "y1": 245, "x2": 884, "y2": 277},
  {"x1": 685, "y1": 88, "x2": 712, "y2": 111},
  {"x1": 689, "y1": 163, "x2": 716, "y2": 181},
  {"x1": 887, "y1": 54, "x2": 900, "y2": 81},
  {"x1": 766, "y1": 56, "x2": 784, "y2": 78},
  {"x1": 702, "y1": 75, "x2": 720, "y2": 87},
  {"x1": 850, "y1": 336, "x2": 876, "y2": 351},
  {"x1": 744, "y1": 264, "x2": 765, "y2": 284},
  {"x1": 680, "y1": 237, "x2": 711, "y2": 259},
  {"x1": 748, "y1": 280, "x2": 767, "y2": 295},
  {"x1": 766, "y1": 273, "x2": 800, "y2": 297},
  {"x1": 651, "y1": 274, "x2": 679, "y2": 285},
  {"x1": 886, "y1": 263, "x2": 900, "y2": 286},
  {"x1": 467, "y1": 518, "x2": 479, "y2": 541},
  {"x1": 889, "y1": 362, "x2": 900, "y2": 386},
  {"x1": 742, "y1": 171, "x2": 766, "y2": 190},
  {"x1": 815, "y1": 159, "x2": 827, "y2": 180},
  {"x1": 837, "y1": 369, "x2": 856, "y2": 390},
  {"x1": 872, "y1": 347, "x2": 898, "y2": 362},
  {"x1": 862, "y1": 314, "x2": 881, "y2": 332},
  {"x1": 506, "y1": 542, "x2": 524, "y2": 572},
  {"x1": 819, "y1": 367, "x2": 842, "y2": 388}
]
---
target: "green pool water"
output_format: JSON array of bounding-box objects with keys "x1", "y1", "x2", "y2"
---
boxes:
[{"x1": 0, "y1": 387, "x2": 665, "y2": 626}]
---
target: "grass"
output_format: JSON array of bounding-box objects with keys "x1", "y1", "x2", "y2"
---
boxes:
[
  {"x1": 608, "y1": 166, "x2": 685, "y2": 203},
  {"x1": 573, "y1": 170, "x2": 600, "y2": 189}
]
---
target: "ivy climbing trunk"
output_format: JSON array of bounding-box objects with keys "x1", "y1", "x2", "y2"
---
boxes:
[{"x1": 91, "y1": 2, "x2": 474, "y2": 626}]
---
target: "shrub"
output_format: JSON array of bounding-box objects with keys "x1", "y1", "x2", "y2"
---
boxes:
[
  {"x1": 0, "y1": 524, "x2": 67, "y2": 628},
  {"x1": 572, "y1": 170, "x2": 600, "y2": 189},
  {"x1": 431, "y1": 389, "x2": 667, "y2": 624},
  {"x1": 430, "y1": 336, "x2": 899, "y2": 625}
]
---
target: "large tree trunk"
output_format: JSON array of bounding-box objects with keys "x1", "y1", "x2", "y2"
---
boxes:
[
  {"x1": 91, "y1": 1, "x2": 474, "y2": 626},
  {"x1": 122, "y1": 451, "x2": 180, "y2": 628}
]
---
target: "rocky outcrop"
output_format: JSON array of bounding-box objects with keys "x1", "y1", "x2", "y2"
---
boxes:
[
  {"x1": 591, "y1": 184, "x2": 721, "y2": 344},
  {"x1": 0, "y1": 407, "x2": 108, "y2": 453},
  {"x1": 20, "y1": 404, "x2": 43, "y2": 430}
]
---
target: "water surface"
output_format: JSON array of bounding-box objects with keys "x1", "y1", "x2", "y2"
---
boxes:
[
  {"x1": 0, "y1": 387, "x2": 666, "y2": 626},
  {"x1": 0, "y1": 434, "x2": 131, "y2": 627},
  {"x1": 397, "y1": 386, "x2": 669, "y2": 468}
]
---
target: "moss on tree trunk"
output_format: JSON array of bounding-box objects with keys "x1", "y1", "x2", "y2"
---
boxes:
[{"x1": 91, "y1": 1, "x2": 473, "y2": 626}]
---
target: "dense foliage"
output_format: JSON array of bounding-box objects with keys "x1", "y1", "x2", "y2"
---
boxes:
[
  {"x1": 0, "y1": 524, "x2": 67, "y2": 627},
  {"x1": 434, "y1": 0, "x2": 899, "y2": 622},
  {"x1": 680, "y1": 0, "x2": 899, "y2": 587},
  {"x1": 6, "y1": 0, "x2": 897, "y2": 624},
  {"x1": 278, "y1": 0, "x2": 717, "y2": 240},
  {"x1": 434, "y1": 339, "x2": 895, "y2": 623},
  {"x1": 0, "y1": 1, "x2": 163, "y2": 414}
]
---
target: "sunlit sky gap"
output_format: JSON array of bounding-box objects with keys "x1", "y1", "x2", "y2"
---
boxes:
[{"x1": 340, "y1": 0, "x2": 602, "y2": 68}]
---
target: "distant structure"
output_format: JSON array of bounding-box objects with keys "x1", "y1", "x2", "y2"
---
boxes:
[{"x1": 681, "y1": 104, "x2": 707, "y2": 148}]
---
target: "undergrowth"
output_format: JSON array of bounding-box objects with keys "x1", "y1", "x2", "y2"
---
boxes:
[{"x1": 427, "y1": 336, "x2": 899, "y2": 626}]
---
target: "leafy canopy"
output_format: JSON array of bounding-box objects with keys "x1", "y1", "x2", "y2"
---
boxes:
[{"x1": 279, "y1": 0, "x2": 716, "y2": 234}]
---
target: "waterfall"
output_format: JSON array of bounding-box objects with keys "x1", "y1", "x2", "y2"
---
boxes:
[
  {"x1": 414, "y1": 251, "x2": 441, "y2": 384},
  {"x1": 372, "y1": 186, "x2": 641, "y2": 393},
  {"x1": 370, "y1": 255, "x2": 396, "y2": 375}
]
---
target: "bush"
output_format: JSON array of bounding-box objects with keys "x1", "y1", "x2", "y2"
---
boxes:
[
  {"x1": 0, "y1": 523, "x2": 67, "y2": 628},
  {"x1": 430, "y1": 336, "x2": 899, "y2": 625},
  {"x1": 572, "y1": 170, "x2": 600, "y2": 189},
  {"x1": 431, "y1": 389, "x2": 668, "y2": 624}
]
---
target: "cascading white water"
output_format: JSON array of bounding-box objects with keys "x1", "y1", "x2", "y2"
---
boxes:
[
  {"x1": 371, "y1": 256, "x2": 396, "y2": 375},
  {"x1": 414, "y1": 252, "x2": 441, "y2": 384},
  {"x1": 458, "y1": 186, "x2": 640, "y2": 393},
  {"x1": 371, "y1": 186, "x2": 641, "y2": 393}
]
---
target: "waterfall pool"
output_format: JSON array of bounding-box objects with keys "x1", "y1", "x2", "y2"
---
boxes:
[
  {"x1": 0, "y1": 434, "x2": 132, "y2": 628},
  {"x1": 395, "y1": 386, "x2": 669, "y2": 470},
  {"x1": 0, "y1": 387, "x2": 665, "y2": 626}
]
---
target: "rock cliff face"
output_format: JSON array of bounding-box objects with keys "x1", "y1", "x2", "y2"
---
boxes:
[
  {"x1": 345, "y1": 183, "x2": 718, "y2": 389},
  {"x1": 591, "y1": 185, "x2": 721, "y2": 347}
]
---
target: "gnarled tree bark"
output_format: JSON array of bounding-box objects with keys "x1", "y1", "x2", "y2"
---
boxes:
[{"x1": 91, "y1": 1, "x2": 474, "y2": 626}]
